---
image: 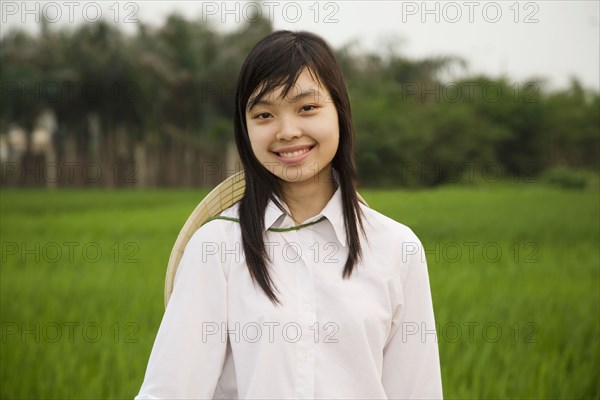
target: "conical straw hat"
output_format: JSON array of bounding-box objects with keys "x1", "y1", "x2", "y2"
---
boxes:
[{"x1": 164, "y1": 169, "x2": 369, "y2": 308}]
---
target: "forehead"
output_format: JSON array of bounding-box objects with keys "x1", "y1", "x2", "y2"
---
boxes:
[{"x1": 247, "y1": 68, "x2": 327, "y2": 108}]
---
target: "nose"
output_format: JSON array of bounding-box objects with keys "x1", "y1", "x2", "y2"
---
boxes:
[{"x1": 276, "y1": 115, "x2": 302, "y2": 141}]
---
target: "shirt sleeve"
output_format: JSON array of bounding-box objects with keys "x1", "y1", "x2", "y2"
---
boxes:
[
  {"x1": 381, "y1": 233, "x2": 443, "y2": 400},
  {"x1": 135, "y1": 222, "x2": 229, "y2": 400}
]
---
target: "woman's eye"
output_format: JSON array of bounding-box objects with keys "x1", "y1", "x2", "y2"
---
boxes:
[
  {"x1": 254, "y1": 112, "x2": 272, "y2": 120},
  {"x1": 301, "y1": 105, "x2": 317, "y2": 112}
]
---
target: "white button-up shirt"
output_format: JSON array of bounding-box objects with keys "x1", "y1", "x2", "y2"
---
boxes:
[{"x1": 136, "y1": 172, "x2": 443, "y2": 400}]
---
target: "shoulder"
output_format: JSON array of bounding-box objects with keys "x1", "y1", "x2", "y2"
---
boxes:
[
  {"x1": 358, "y1": 202, "x2": 426, "y2": 272},
  {"x1": 178, "y1": 202, "x2": 242, "y2": 281},
  {"x1": 218, "y1": 201, "x2": 241, "y2": 220},
  {"x1": 358, "y1": 204, "x2": 428, "y2": 290},
  {"x1": 359, "y1": 202, "x2": 422, "y2": 245},
  {"x1": 185, "y1": 202, "x2": 241, "y2": 250}
]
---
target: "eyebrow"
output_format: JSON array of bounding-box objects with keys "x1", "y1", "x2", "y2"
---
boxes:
[{"x1": 247, "y1": 88, "x2": 322, "y2": 111}]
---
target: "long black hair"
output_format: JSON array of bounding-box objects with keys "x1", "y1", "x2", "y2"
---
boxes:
[{"x1": 233, "y1": 30, "x2": 367, "y2": 305}]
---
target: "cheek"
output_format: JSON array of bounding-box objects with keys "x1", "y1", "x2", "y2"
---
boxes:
[
  {"x1": 322, "y1": 109, "x2": 340, "y2": 144},
  {"x1": 247, "y1": 128, "x2": 269, "y2": 157},
  {"x1": 333, "y1": 131, "x2": 340, "y2": 149},
  {"x1": 330, "y1": 134, "x2": 340, "y2": 157},
  {"x1": 248, "y1": 137, "x2": 262, "y2": 158},
  {"x1": 333, "y1": 119, "x2": 340, "y2": 143},
  {"x1": 326, "y1": 118, "x2": 340, "y2": 151}
]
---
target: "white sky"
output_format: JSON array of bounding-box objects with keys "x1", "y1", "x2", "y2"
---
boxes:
[{"x1": 1, "y1": 1, "x2": 598, "y2": 90}]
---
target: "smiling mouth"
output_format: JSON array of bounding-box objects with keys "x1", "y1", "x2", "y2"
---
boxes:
[{"x1": 275, "y1": 146, "x2": 314, "y2": 158}]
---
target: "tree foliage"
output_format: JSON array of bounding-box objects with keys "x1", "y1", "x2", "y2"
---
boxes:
[{"x1": 1, "y1": 13, "x2": 598, "y2": 187}]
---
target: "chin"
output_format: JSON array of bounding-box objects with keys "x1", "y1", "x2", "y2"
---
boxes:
[{"x1": 278, "y1": 167, "x2": 308, "y2": 182}]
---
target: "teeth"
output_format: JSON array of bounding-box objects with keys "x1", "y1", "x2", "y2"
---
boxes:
[{"x1": 278, "y1": 147, "x2": 311, "y2": 158}]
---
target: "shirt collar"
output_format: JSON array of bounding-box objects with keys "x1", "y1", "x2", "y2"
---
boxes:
[{"x1": 263, "y1": 168, "x2": 347, "y2": 247}]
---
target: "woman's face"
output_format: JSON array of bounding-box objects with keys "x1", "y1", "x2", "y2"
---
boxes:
[{"x1": 245, "y1": 67, "x2": 339, "y2": 186}]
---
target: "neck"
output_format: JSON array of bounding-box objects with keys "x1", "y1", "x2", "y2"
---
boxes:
[{"x1": 281, "y1": 165, "x2": 337, "y2": 225}]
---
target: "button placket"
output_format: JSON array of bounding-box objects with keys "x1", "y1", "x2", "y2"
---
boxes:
[{"x1": 289, "y1": 228, "x2": 316, "y2": 399}]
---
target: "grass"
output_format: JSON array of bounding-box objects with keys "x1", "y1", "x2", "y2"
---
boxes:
[{"x1": 0, "y1": 184, "x2": 598, "y2": 399}]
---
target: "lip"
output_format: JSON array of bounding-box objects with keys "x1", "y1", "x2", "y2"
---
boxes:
[
  {"x1": 272, "y1": 145, "x2": 315, "y2": 164},
  {"x1": 272, "y1": 144, "x2": 314, "y2": 153}
]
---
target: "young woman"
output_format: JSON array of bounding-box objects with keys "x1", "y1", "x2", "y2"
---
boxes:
[{"x1": 136, "y1": 30, "x2": 443, "y2": 399}]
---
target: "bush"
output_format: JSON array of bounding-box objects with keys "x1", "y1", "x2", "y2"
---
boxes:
[{"x1": 542, "y1": 167, "x2": 594, "y2": 190}]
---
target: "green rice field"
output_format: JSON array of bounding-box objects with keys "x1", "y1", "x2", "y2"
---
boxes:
[{"x1": 1, "y1": 184, "x2": 598, "y2": 399}]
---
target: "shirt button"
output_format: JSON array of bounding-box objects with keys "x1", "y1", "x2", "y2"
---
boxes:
[{"x1": 303, "y1": 303, "x2": 312, "y2": 311}]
